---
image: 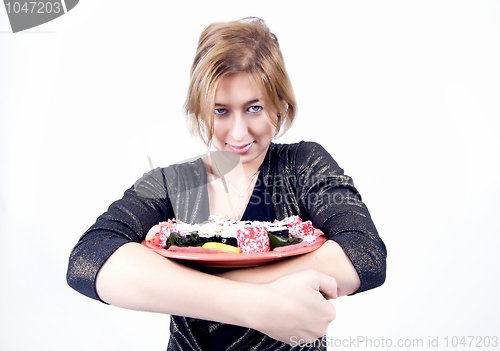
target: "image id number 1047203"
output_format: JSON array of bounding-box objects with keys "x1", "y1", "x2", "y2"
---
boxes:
[
  {"x1": 443, "y1": 336, "x2": 498, "y2": 348},
  {"x1": 5, "y1": 2, "x2": 62, "y2": 14}
]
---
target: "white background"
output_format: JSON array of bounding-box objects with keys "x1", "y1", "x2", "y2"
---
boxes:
[{"x1": 1, "y1": 1, "x2": 499, "y2": 350}]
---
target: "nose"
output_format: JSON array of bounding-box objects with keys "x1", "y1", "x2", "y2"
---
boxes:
[{"x1": 229, "y1": 112, "x2": 248, "y2": 142}]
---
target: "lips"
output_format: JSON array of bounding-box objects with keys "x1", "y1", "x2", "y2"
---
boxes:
[{"x1": 227, "y1": 142, "x2": 254, "y2": 155}]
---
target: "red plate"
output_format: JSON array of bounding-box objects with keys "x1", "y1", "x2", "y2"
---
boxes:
[{"x1": 141, "y1": 236, "x2": 327, "y2": 268}]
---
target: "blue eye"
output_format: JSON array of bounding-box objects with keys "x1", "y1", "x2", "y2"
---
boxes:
[
  {"x1": 247, "y1": 106, "x2": 263, "y2": 114},
  {"x1": 214, "y1": 108, "x2": 229, "y2": 116}
]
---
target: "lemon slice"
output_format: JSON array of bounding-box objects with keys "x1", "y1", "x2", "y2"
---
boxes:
[{"x1": 202, "y1": 242, "x2": 241, "y2": 254}]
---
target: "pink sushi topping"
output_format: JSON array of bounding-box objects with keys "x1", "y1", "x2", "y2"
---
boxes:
[
  {"x1": 236, "y1": 226, "x2": 270, "y2": 253},
  {"x1": 284, "y1": 215, "x2": 302, "y2": 228},
  {"x1": 288, "y1": 220, "x2": 320, "y2": 244}
]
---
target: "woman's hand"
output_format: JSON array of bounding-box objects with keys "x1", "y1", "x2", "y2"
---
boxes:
[
  {"x1": 96, "y1": 244, "x2": 338, "y2": 345},
  {"x1": 217, "y1": 240, "x2": 360, "y2": 296},
  {"x1": 249, "y1": 270, "x2": 338, "y2": 344}
]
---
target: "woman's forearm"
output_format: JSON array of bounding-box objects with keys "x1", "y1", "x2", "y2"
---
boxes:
[
  {"x1": 95, "y1": 242, "x2": 259, "y2": 326},
  {"x1": 95, "y1": 242, "x2": 338, "y2": 343},
  {"x1": 218, "y1": 240, "x2": 360, "y2": 296}
]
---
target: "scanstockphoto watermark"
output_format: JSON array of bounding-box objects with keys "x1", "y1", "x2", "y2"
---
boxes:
[
  {"x1": 250, "y1": 177, "x2": 363, "y2": 208},
  {"x1": 3, "y1": 0, "x2": 79, "y2": 33},
  {"x1": 290, "y1": 335, "x2": 500, "y2": 348},
  {"x1": 290, "y1": 336, "x2": 425, "y2": 349},
  {"x1": 136, "y1": 153, "x2": 364, "y2": 209}
]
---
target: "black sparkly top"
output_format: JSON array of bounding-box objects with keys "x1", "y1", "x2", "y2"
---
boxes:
[{"x1": 67, "y1": 141, "x2": 387, "y2": 350}]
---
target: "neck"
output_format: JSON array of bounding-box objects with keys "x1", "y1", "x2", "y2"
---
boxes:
[
  {"x1": 206, "y1": 148, "x2": 267, "y2": 182},
  {"x1": 214, "y1": 157, "x2": 259, "y2": 185},
  {"x1": 203, "y1": 147, "x2": 269, "y2": 221}
]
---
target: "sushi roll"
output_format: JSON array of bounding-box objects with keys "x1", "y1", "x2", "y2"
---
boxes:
[
  {"x1": 198, "y1": 221, "x2": 224, "y2": 244},
  {"x1": 236, "y1": 225, "x2": 270, "y2": 253},
  {"x1": 288, "y1": 220, "x2": 320, "y2": 244},
  {"x1": 219, "y1": 221, "x2": 239, "y2": 247},
  {"x1": 266, "y1": 223, "x2": 289, "y2": 238},
  {"x1": 279, "y1": 215, "x2": 302, "y2": 228},
  {"x1": 146, "y1": 215, "x2": 320, "y2": 252}
]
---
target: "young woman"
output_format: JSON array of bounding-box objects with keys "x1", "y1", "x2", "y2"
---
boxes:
[{"x1": 67, "y1": 17, "x2": 386, "y2": 350}]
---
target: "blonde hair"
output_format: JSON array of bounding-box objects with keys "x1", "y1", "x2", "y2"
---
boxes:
[{"x1": 185, "y1": 17, "x2": 297, "y2": 146}]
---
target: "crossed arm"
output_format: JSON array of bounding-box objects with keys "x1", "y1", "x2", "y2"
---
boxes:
[
  {"x1": 76, "y1": 144, "x2": 384, "y2": 344},
  {"x1": 95, "y1": 238, "x2": 359, "y2": 343}
]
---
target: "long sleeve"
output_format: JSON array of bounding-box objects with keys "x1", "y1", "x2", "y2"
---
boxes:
[
  {"x1": 67, "y1": 143, "x2": 386, "y2": 301},
  {"x1": 66, "y1": 167, "x2": 174, "y2": 301},
  {"x1": 262, "y1": 141, "x2": 387, "y2": 293}
]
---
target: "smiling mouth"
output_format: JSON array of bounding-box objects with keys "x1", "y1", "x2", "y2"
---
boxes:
[{"x1": 227, "y1": 142, "x2": 254, "y2": 154}]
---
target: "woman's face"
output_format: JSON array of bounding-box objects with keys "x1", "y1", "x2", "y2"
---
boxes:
[{"x1": 211, "y1": 72, "x2": 276, "y2": 166}]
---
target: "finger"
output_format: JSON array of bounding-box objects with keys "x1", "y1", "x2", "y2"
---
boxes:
[{"x1": 315, "y1": 272, "x2": 338, "y2": 300}]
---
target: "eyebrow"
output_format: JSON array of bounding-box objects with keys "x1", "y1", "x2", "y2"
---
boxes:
[{"x1": 215, "y1": 99, "x2": 261, "y2": 107}]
